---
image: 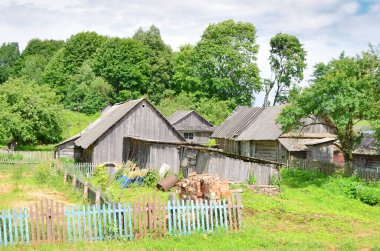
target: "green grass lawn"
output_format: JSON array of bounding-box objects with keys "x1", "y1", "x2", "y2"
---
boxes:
[{"x1": 2, "y1": 168, "x2": 379, "y2": 250}]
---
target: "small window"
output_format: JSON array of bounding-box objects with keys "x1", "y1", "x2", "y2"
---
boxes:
[{"x1": 184, "y1": 132, "x2": 194, "y2": 140}]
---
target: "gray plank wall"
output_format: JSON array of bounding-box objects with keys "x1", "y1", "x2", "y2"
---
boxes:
[
  {"x1": 124, "y1": 137, "x2": 280, "y2": 185},
  {"x1": 307, "y1": 144, "x2": 334, "y2": 163},
  {"x1": 175, "y1": 113, "x2": 212, "y2": 144},
  {"x1": 56, "y1": 141, "x2": 75, "y2": 158},
  {"x1": 91, "y1": 100, "x2": 184, "y2": 163}
]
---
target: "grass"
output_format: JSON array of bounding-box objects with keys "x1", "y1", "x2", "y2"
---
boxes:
[
  {"x1": 0, "y1": 163, "x2": 84, "y2": 209},
  {"x1": 1, "y1": 168, "x2": 380, "y2": 250},
  {"x1": 61, "y1": 110, "x2": 100, "y2": 140}
]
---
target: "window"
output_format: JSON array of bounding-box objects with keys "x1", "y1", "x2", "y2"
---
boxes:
[{"x1": 184, "y1": 132, "x2": 194, "y2": 140}]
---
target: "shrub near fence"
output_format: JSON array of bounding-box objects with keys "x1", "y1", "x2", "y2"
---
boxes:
[{"x1": 0, "y1": 194, "x2": 242, "y2": 247}]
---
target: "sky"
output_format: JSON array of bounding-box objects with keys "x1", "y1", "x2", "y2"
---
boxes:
[{"x1": 0, "y1": 0, "x2": 379, "y2": 105}]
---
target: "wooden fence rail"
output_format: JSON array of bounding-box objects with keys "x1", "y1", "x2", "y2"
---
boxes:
[
  {"x1": 64, "y1": 163, "x2": 96, "y2": 178},
  {"x1": 290, "y1": 159, "x2": 380, "y2": 181},
  {"x1": 0, "y1": 194, "x2": 243, "y2": 247},
  {"x1": 0, "y1": 150, "x2": 54, "y2": 162}
]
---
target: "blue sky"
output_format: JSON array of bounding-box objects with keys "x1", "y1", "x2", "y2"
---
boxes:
[{"x1": 0, "y1": 0, "x2": 379, "y2": 105}]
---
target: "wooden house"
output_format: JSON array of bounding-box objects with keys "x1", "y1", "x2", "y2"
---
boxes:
[
  {"x1": 56, "y1": 99, "x2": 185, "y2": 163},
  {"x1": 353, "y1": 133, "x2": 380, "y2": 169},
  {"x1": 167, "y1": 110, "x2": 215, "y2": 144},
  {"x1": 211, "y1": 105, "x2": 337, "y2": 164}
]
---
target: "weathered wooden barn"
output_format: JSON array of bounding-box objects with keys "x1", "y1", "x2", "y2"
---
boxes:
[
  {"x1": 56, "y1": 99, "x2": 185, "y2": 163},
  {"x1": 167, "y1": 110, "x2": 215, "y2": 144},
  {"x1": 211, "y1": 105, "x2": 337, "y2": 164},
  {"x1": 353, "y1": 133, "x2": 380, "y2": 169}
]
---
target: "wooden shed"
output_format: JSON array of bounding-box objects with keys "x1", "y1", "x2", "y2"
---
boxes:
[
  {"x1": 167, "y1": 110, "x2": 215, "y2": 144},
  {"x1": 211, "y1": 105, "x2": 337, "y2": 164},
  {"x1": 57, "y1": 99, "x2": 186, "y2": 163},
  {"x1": 353, "y1": 133, "x2": 380, "y2": 169}
]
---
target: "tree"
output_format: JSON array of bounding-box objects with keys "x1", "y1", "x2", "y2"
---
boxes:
[
  {"x1": 42, "y1": 32, "x2": 106, "y2": 94},
  {"x1": 92, "y1": 37, "x2": 149, "y2": 101},
  {"x1": 174, "y1": 20, "x2": 261, "y2": 106},
  {"x1": 263, "y1": 33, "x2": 307, "y2": 106},
  {"x1": 277, "y1": 53, "x2": 376, "y2": 163},
  {"x1": 133, "y1": 25, "x2": 175, "y2": 103},
  {"x1": 0, "y1": 42, "x2": 20, "y2": 83},
  {"x1": 11, "y1": 39, "x2": 64, "y2": 82},
  {"x1": 0, "y1": 78, "x2": 64, "y2": 145},
  {"x1": 64, "y1": 62, "x2": 114, "y2": 114},
  {"x1": 156, "y1": 92, "x2": 235, "y2": 125}
]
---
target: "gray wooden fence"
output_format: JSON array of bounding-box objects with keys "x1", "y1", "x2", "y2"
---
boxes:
[{"x1": 124, "y1": 137, "x2": 281, "y2": 185}]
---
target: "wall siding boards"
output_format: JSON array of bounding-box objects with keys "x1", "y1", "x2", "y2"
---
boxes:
[
  {"x1": 124, "y1": 137, "x2": 280, "y2": 185},
  {"x1": 84, "y1": 100, "x2": 184, "y2": 163}
]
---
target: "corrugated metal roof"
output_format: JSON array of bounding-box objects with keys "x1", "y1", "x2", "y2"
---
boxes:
[
  {"x1": 167, "y1": 110, "x2": 193, "y2": 124},
  {"x1": 211, "y1": 106, "x2": 264, "y2": 139},
  {"x1": 75, "y1": 99, "x2": 144, "y2": 149},
  {"x1": 353, "y1": 133, "x2": 380, "y2": 155},
  {"x1": 236, "y1": 105, "x2": 284, "y2": 141},
  {"x1": 174, "y1": 124, "x2": 215, "y2": 132}
]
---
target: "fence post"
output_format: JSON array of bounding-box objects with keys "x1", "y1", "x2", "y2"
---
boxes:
[
  {"x1": 64, "y1": 171, "x2": 68, "y2": 184},
  {"x1": 83, "y1": 182, "x2": 89, "y2": 199},
  {"x1": 72, "y1": 175, "x2": 77, "y2": 189},
  {"x1": 95, "y1": 190, "x2": 101, "y2": 205}
]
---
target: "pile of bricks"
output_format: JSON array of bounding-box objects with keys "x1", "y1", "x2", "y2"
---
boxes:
[{"x1": 177, "y1": 172, "x2": 230, "y2": 200}]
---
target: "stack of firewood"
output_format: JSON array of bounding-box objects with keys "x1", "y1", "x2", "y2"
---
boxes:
[{"x1": 177, "y1": 172, "x2": 230, "y2": 200}]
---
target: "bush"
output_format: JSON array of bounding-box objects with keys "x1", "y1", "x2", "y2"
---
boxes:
[
  {"x1": 355, "y1": 185, "x2": 380, "y2": 206},
  {"x1": 91, "y1": 164, "x2": 109, "y2": 190},
  {"x1": 143, "y1": 170, "x2": 159, "y2": 187},
  {"x1": 33, "y1": 162, "x2": 51, "y2": 184},
  {"x1": 247, "y1": 173, "x2": 256, "y2": 185}
]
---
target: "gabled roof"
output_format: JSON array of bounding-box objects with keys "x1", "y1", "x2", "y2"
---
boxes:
[
  {"x1": 236, "y1": 105, "x2": 284, "y2": 141},
  {"x1": 167, "y1": 110, "x2": 214, "y2": 132},
  {"x1": 211, "y1": 106, "x2": 264, "y2": 139},
  {"x1": 167, "y1": 110, "x2": 194, "y2": 124},
  {"x1": 55, "y1": 133, "x2": 81, "y2": 147},
  {"x1": 353, "y1": 133, "x2": 380, "y2": 156},
  {"x1": 73, "y1": 98, "x2": 185, "y2": 149}
]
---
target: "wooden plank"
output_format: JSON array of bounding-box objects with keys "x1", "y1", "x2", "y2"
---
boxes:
[
  {"x1": 102, "y1": 204, "x2": 106, "y2": 240},
  {"x1": 132, "y1": 202, "x2": 137, "y2": 238},
  {"x1": 232, "y1": 195, "x2": 237, "y2": 231},
  {"x1": 200, "y1": 200, "x2": 205, "y2": 233},
  {"x1": 143, "y1": 196, "x2": 147, "y2": 237},
  {"x1": 209, "y1": 200, "x2": 214, "y2": 232},
  {"x1": 138, "y1": 198, "x2": 142, "y2": 239},
  {"x1": 19, "y1": 209, "x2": 24, "y2": 243},
  {"x1": 186, "y1": 200, "x2": 191, "y2": 235},
  {"x1": 172, "y1": 200, "x2": 177, "y2": 234},
  {"x1": 87, "y1": 204, "x2": 92, "y2": 241},
  {"x1": 177, "y1": 200, "x2": 182, "y2": 235},
  {"x1": 40, "y1": 200, "x2": 44, "y2": 241},
  {"x1": 0, "y1": 211, "x2": 3, "y2": 246},
  {"x1": 223, "y1": 200, "x2": 228, "y2": 232},
  {"x1": 118, "y1": 203, "x2": 122, "y2": 238},
  {"x1": 218, "y1": 200, "x2": 223, "y2": 231},
  {"x1": 13, "y1": 209, "x2": 18, "y2": 242},
  {"x1": 46, "y1": 200, "x2": 51, "y2": 242},
  {"x1": 162, "y1": 199, "x2": 167, "y2": 236},
  {"x1": 205, "y1": 200, "x2": 210, "y2": 233},
  {"x1": 236, "y1": 193, "x2": 243, "y2": 228},
  {"x1": 227, "y1": 197, "x2": 232, "y2": 231},
  {"x1": 167, "y1": 200, "x2": 172, "y2": 235},
  {"x1": 61, "y1": 204, "x2": 65, "y2": 242},
  {"x1": 191, "y1": 200, "x2": 195, "y2": 232},
  {"x1": 93, "y1": 205, "x2": 98, "y2": 241},
  {"x1": 24, "y1": 208, "x2": 29, "y2": 243},
  {"x1": 2, "y1": 210, "x2": 7, "y2": 246},
  {"x1": 128, "y1": 203, "x2": 133, "y2": 240},
  {"x1": 98, "y1": 205, "x2": 102, "y2": 241},
  {"x1": 152, "y1": 195, "x2": 156, "y2": 231},
  {"x1": 56, "y1": 203, "x2": 60, "y2": 241},
  {"x1": 37, "y1": 202, "x2": 41, "y2": 241}
]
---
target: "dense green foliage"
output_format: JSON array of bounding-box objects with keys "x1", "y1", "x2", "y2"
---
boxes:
[
  {"x1": 0, "y1": 42, "x2": 20, "y2": 83},
  {"x1": 278, "y1": 47, "x2": 380, "y2": 162},
  {"x1": 0, "y1": 78, "x2": 64, "y2": 144},
  {"x1": 174, "y1": 20, "x2": 261, "y2": 105},
  {"x1": 263, "y1": 33, "x2": 307, "y2": 106}
]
